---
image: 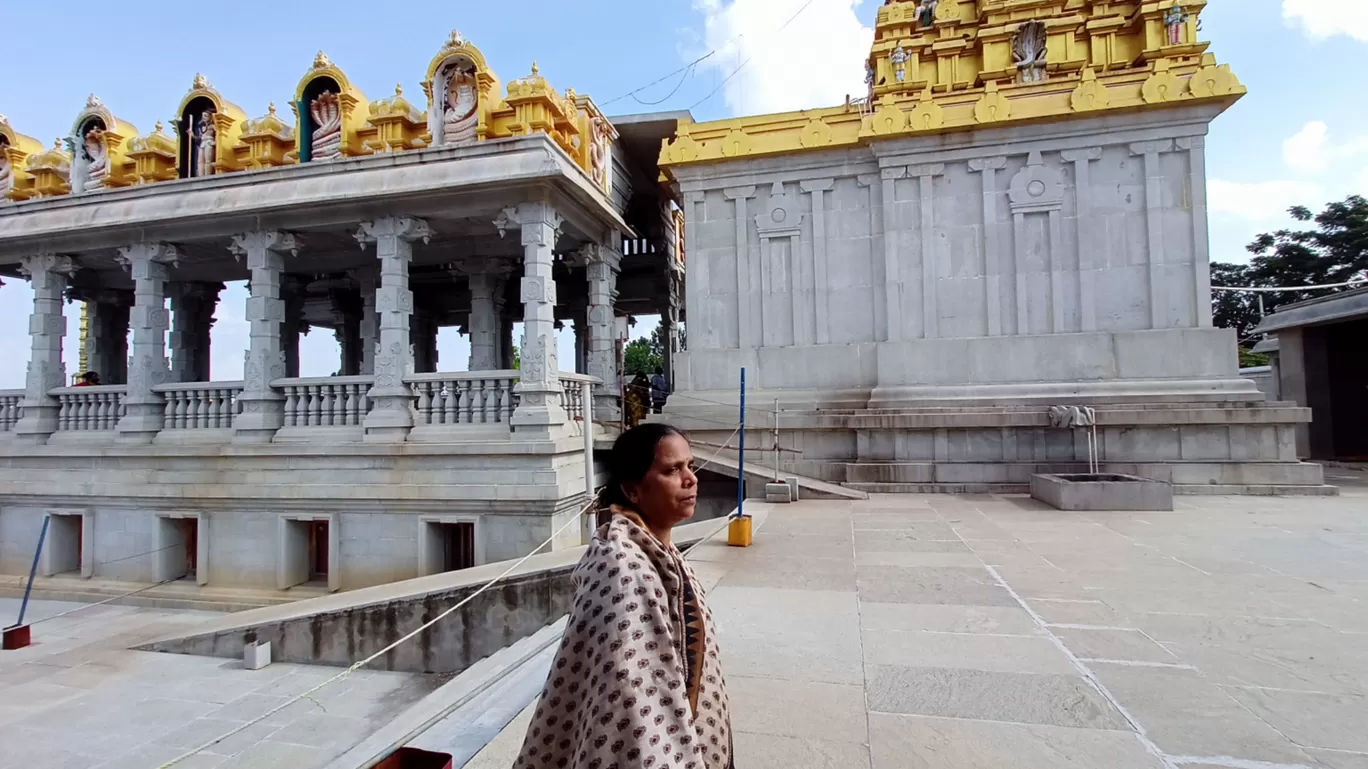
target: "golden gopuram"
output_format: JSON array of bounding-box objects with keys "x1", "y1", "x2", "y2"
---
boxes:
[{"x1": 656, "y1": 0, "x2": 1325, "y2": 498}]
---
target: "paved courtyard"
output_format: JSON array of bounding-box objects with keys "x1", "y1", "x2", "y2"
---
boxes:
[
  {"x1": 682, "y1": 487, "x2": 1368, "y2": 769},
  {"x1": 0, "y1": 599, "x2": 441, "y2": 769}
]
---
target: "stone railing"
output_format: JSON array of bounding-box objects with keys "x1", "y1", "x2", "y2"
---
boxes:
[
  {"x1": 53, "y1": 385, "x2": 127, "y2": 431},
  {"x1": 558, "y1": 373, "x2": 597, "y2": 422},
  {"x1": 276, "y1": 376, "x2": 373, "y2": 427},
  {"x1": 0, "y1": 390, "x2": 23, "y2": 432},
  {"x1": 406, "y1": 371, "x2": 519, "y2": 426},
  {"x1": 155, "y1": 382, "x2": 243, "y2": 430}
]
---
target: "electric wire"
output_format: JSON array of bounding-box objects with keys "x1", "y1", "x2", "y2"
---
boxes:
[
  {"x1": 1211, "y1": 275, "x2": 1367, "y2": 292},
  {"x1": 688, "y1": 0, "x2": 817, "y2": 111},
  {"x1": 599, "y1": 52, "x2": 717, "y2": 108},
  {"x1": 158, "y1": 426, "x2": 747, "y2": 769}
]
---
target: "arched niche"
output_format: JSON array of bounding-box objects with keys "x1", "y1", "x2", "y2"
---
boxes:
[
  {"x1": 175, "y1": 75, "x2": 249, "y2": 178},
  {"x1": 422, "y1": 32, "x2": 499, "y2": 148},
  {"x1": 68, "y1": 96, "x2": 137, "y2": 194},
  {"x1": 292, "y1": 53, "x2": 367, "y2": 163},
  {"x1": 179, "y1": 95, "x2": 216, "y2": 178}
]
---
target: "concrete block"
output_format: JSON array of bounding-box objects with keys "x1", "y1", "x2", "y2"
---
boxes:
[
  {"x1": 785, "y1": 476, "x2": 801, "y2": 501},
  {"x1": 244, "y1": 640, "x2": 271, "y2": 670},
  {"x1": 1031, "y1": 473, "x2": 1173, "y2": 511},
  {"x1": 765, "y1": 481, "x2": 792, "y2": 503}
]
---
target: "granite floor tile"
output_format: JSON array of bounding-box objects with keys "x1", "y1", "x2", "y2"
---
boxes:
[
  {"x1": 858, "y1": 602, "x2": 1040, "y2": 635},
  {"x1": 854, "y1": 551, "x2": 986, "y2": 568},
  {"x1": 718, "y1": 562, "x2": 857, "y2": 592},
  {"x1": 1091, "y1": 665, "x2": 1320, "y2": 765},
  {"x1": 866, "y1": 664, "x2": 1125, "y2": 730},
  {"x1": 867, "y1": 713, "x2": 1164, "y2": 769},
  {"x1": 733, "y1": 731, "x2": 872, "y2": 769},
  {"x1": 728, "y1": 675, "x2": 868, "y2": 742},
  {"x1": 856, "y1": 566, "x2": 1016, "y2": 607},
  {"x1": 1223, "y1": 686, "x2": 1368, "y2": 753},
  {"x1": 863, "y1": 628, "x2": 1076, "y2": 675},
  {"x1": 1053, "y1": 627, "x2": 1179, "y2": 664}
]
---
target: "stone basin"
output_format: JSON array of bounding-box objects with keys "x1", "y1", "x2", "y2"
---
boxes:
[{"x1": 1030, "y1": 473, "x2": 1174, "y2": 511}]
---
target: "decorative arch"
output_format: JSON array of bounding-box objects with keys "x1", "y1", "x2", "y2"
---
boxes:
[
  {"x1": 0, "y1": 115, "x2": 44, "y2": 200},
  {"x1": 292, "y1": 52, "x2": 368, "y2": 163},
  {"x1": 175, "y1": 74, "x2": 248, "y2": 178},
  {"x1": 69, "y1": 95, "x2": 138, "y2": 193},
  {"x1": 422, "y1": 31, "x2": 500, "y2": 148}
]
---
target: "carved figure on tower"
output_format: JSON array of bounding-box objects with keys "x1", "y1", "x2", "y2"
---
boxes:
[
  {"x1": 891, "y1": 44, "x2": 908, "y2": 83},
  {"x1": 81, "y1": 125, "x2": 109, "y2": 192},
  {"x1": 194, "y1": 110, "x2": 216, "y2": 177},
  {"x1": 917, "y1": 0, "x2": 937, "y2": 28},
  {"x1": 589, "y1": 116, "x2": 614, "y2": 192},
  {"x1": 443, "y1": 62, "x2": 479, "y2": 146},
  {"x1": 310, "y1": 91, "x2": 343, "y2": 160},
  {"x1": 1164, "y1": 4, "x2": 1188, "y2": 45},
  {"x1": 1013, "y1": 21, "x2": 1048, "y2": 83},
  {"x1": 0, "y1": 139, "x2": 11, "y2": 197}
]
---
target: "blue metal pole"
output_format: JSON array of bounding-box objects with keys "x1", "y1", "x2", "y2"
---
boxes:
[
  {"x1": 737, "y1": 368, "x2": 746, "y2": 519},
  {"x1": 14, "y1": 515, "x2": 50, "y2": 627}
]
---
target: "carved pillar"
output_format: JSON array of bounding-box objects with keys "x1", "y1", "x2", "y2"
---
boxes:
[
  {"x1": 349, "y1": 268, "x2": 379, "y2": 375},
  {"x1": 723, "y1": 186, "x2": 757, "y2": 349},
  {"x1": 169, "y1": 282, "x2": 222, "y2": 383},
  {"x1": 1060, "y1": 149, "x2": 1102, "y2": 333},
  {"x1": 410, "y1": 313, "x2": 438, "y2": 374},
  {"x1": 356, "y1": 216, "x2": 430, "y2": 441},
  {"x1": 83, "y1": 292, "x2": 130, "y2": 384},
  {"x1": 116, "y1": 242, "x2": 177, "y2": 442},
  {"x1": 231, "y1": 230, "x2": 298, "y2": 444},
  {"x1": 465, "y1": 263, "x2": 509, "y2": 371},
  {"x1": 968, "y1": 156, "x2": 1008, "y2": 336},
  {"x1": 1131, "y1": 140, "x2": 1176, "y2": 329},
  {"x1": 331, "y1": 287, "x2": 363, "y2": 376},
  {"x1": 281, "y1": 276, "x2": 309, "y2": 379},
  {"x1": 583, "y1": 241, "x2": 622, "y2": 422},
  {"x1": 497, "y1": 202, "x2": 567, "y2": 433},
  {"x1": 499, "y1": 313, "x2": 515, "y2": 369},
  {"x1": 14, "y1": 255, "x2": 74, "y2": 444},
  {"x1": 1178, "y1": 136, "x2": 1214, "y2": 327}
]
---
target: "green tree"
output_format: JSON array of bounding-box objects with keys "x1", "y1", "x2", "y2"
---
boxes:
[
  {"x1": 1211, "y1": 195, "x2": 1368, "y2": 344},
  {"x1": 622, "y1": 338, "x2": 661, "y2": 377},
  {"x1": 511, "y1": 345, "x2": 520, "y2": 370}
]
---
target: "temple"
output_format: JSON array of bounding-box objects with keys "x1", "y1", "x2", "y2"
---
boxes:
[
  {"x1": 657, "y1": 0, "x2": 1325, "y2": 493},
  {"x1": 0, "y1": 33, "x2": 684, "y2": 593}
]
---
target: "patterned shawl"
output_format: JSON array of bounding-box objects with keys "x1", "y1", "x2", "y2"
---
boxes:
[{"x1": 515, "y1": 507, "x2": 734, "y2": 769}]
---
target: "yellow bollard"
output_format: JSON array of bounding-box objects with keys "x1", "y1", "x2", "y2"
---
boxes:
[{"x1": 727, "y1": 515, "x2": 753, "y2": 547}]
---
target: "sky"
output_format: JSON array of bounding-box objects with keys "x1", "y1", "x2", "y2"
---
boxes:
[{"x1": 0, "y1": 0, "x2": 1364, "y2": 387}]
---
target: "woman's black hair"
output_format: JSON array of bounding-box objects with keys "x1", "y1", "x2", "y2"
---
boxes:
[{"x1": 602, "y1": 423, "x2": 685, "y2": 509}]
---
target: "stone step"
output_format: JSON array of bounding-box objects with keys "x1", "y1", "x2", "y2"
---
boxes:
[
  {"x1": 0, "y1": 575, "x2": 325, "y2": 613},
  {"x1": 699, "y1": 454, "x2": 867, "y2": 500},
  {"x1": 844, "y1": 482, "x2": 1343, "y2": 497},
  {"x1": 844, "y1": 482, "x2": 1028, "y2": 495}
]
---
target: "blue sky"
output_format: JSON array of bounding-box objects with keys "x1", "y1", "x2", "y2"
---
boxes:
[{"x1": 1, "y1": 0, "x2": 1364, "y2": 386}]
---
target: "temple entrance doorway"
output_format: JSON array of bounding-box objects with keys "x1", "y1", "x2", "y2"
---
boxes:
[
  {"x1": 44, "y1": 513, "x2": 84, "y2": 577},
  {"x1": 419, "y1": 517, "x2": 481, "y2": 576}
]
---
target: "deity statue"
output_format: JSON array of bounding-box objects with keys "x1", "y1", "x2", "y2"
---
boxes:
[
  {"x1": 309, "y1": 91, "x2": 342, "y2": 160},
  {"x1": 1013, "y1": 21, "x2": 1048, "y2": 84},
  {"x1": 891, "y1": 45, "x2": 908, "y2": 83},
  {"x1": 865, "y1": 60, "x2": 876, "y2": 103},
  {"x1": 589, "y1": 116, "x2": 611, "y2": 191},
  {"x1": 443, "y1": 63, "x2": 479, "y2": 146},
  {"x1": 194, "y1": 110, "x2": 216, "y2": 177},
  {"x1": 81, "y1": 125, "x2": 108, "y2": 192},
  {"x1": 1163, "y1": 4, "x2": 1188, "y2": 45},
  {"x1": 0, "y1": 139, "x2": 11, "y2": 197},
  {"x1": 917, "y1": 0, "x2": 938, "y2": 28}
]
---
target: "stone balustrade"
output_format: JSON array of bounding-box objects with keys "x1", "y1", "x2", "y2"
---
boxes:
[
  {"x1": 0, "y1": 391, "x2": 23, "y2": 432},
  {"x1": 0, "y1": 372, "x2": 599, "y2": 441},
  {"x1": 276, "y1": 376, "x2": 374, "y2": 428},
  {"x1": 155, "y1": 382, "x2": 244, "y2": 430},
  {"x1": 558, "y1": 373, "x2": 596, "y2": 422},
  {"x1": 53, "y1": 385, "x2": 127, "y2": 431},
  {"x1": 406, "y1": 371, "x2": 519, "y2": 426}
]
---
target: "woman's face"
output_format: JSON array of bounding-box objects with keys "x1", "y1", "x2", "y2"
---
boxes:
[{"x1": 624, "y1": 434, "x2": 698, "y2": 530}]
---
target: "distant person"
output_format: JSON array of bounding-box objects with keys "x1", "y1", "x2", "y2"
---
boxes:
[
  {"x1": 624, "y1": 373, "x2": 650, "y2": 428},
  {"x1": 74, "y1": 372, "x2": 100, "y2": 387},
  {"x1": 516, "y1": 424, "x2": 732, "y2": 769},
  {"x1": 650, "y1": 366, "x2": 670, "y2": 413}
]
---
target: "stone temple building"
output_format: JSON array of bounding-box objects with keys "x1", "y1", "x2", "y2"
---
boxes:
[
  {"x1": 657, "y1": 0, "x2": 1327, "y2": 494},
  {"x1": 0, "y1": 33, "x2": 683, "y2": 593}
]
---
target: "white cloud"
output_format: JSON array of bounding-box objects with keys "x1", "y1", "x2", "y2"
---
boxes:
[
  {"x1": 1208, "y1": 179, "x2": 1324, "y2": 221},
  {"x1": 1282, "y1": 0, "x2": 1368, "y2": 42},
  {"x1": 1282, "y1": 120, "x2": 1368, "y2": 175},
  {"x1": 693, "y1": 0, "x2": 872, "y2": 116}
]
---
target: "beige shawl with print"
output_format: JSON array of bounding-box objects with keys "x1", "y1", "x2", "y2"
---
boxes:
[{"x1": 515, "y1": 508, "x2": 733, "y2": 769}]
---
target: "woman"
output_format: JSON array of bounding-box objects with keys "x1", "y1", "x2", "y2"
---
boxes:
[
  {"x1": 624, "y1": 373, "x2": 650, "y2": 428},
  {"x1": 515, "y1": 424, "x2": 733, "y2": 769}
]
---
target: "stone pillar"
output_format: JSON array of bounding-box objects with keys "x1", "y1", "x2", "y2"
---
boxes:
[
  {"x1": 169, "y1": 282, "x2": 222, "y2": 383},
  {"x1": 464, "y1": 262, "x2": 510, "y2": 371},
  {"x1": 498, "y1": 202, "x2": 567, "y2": 433},
  {"x1": 583, "y1": 243, "x2": 622, "y2": 422},
  {"x1": 83, "y1": 293, "x2": 116, "y2": 382},
  {"x1": 231, "y1": 230, "x2": 298, "y2": 444},
  {"x1": 332, "y1": 288, "x2": 363, "y2": 376},
  {"x1": 499, "y1": 313, "x2": 515, "y2": 369},
  {"x1": 410, "y1": 313, "x2": 438, "y2": 374},
  {"x1": 573, "y1": 316, "x2": 587, "y2": 374},
  {"x1": 282, "y1": 276, "x2": 308, "y2": 379},
  {"x1": 356, "y1": 216, "x2": 431, "y2": 441},
  {"x1": 350, "y1": 268, "x2": 379, "y2": 376},
  {"x1": 14, "y1": 254, "x2": 75, "y2": 444},
  {"x1": 116, "y1": 242, "x2": 178, "y2": 443}
]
